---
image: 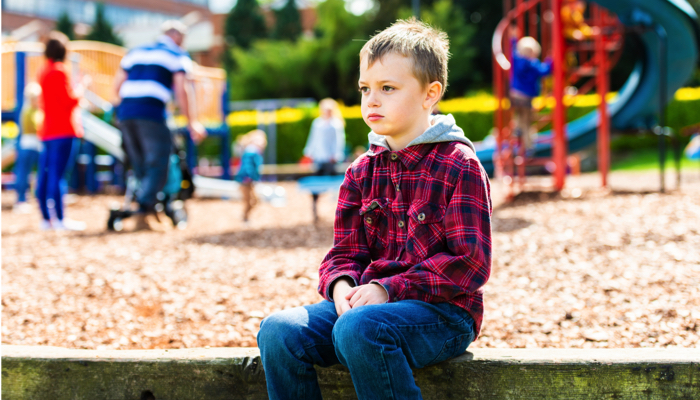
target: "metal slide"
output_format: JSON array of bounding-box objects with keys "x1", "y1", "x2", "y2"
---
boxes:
[
  {"x1": 477, "y1": 0, "x2": 700, "y2": 174},
  {"x1": 80, "y1": 109, "x2": 125, "y2": 162}
]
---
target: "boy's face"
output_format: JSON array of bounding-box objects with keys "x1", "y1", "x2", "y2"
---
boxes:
[{"x1": 359, "y1": 52, "x2": 437, "y2": 149}]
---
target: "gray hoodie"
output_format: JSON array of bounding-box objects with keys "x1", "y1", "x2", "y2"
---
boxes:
[{"x1": 367, "y1": 113, "x2": 475, "y2": 153}]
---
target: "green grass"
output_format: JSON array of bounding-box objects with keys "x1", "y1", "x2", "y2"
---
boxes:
[{"x1": 611, "y1": 148, "x2": 700, "y2": 171}]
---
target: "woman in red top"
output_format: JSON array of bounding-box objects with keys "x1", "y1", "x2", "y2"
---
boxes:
[{"x1": 36, "y1": 31, "x2": 87, "y2": 231}]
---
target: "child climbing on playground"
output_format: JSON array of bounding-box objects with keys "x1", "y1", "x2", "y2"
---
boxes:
[
  {"x1": 234, "y1": 129, "x2": 267, "y2": 222},
  {"x1": 562, "y1": 0, "x2": 595, "y2": 41},
  {"x1": 257, "y1": 18, "x2": 492, "y2": 399},
  {"x1": 509, "y1": 26, "x2": 553, "y2": 151},
  {"x1": 13, "y1": 83, "x2": 44, "y2": 214}
]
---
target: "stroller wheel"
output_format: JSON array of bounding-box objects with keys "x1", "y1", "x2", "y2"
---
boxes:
[
  {"x1": 167, "y1": 203, "x2": 188, "y2": 230},
  {"x1": 107, "y1": 210, "x2": 124, "y2": 232},
  {"x1": 107, "y1": 216, "x2": 124, "y2": 232}
]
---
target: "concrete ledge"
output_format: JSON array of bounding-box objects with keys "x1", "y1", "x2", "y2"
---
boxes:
[{"x1": 2, "y1": 345, "x2": 699, "y2": 399}]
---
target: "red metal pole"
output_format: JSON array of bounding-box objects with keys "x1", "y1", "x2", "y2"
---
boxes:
[
  {"x1": 551, "y1": 0, "x2": 567, "y2": 191},
  {"x1": 494, "y1": 55, "x2": 504, "y2": 179},
  {"x1": 594, "y1": 4, "x2": 610, "y2": 188},
  {"x1": 529, "y1": 2, "x2": 538, "y2": 40},
  {"x1": 542, "y1": 0, "x2": 551, "y2": 59},
  {"x1": 516, "y1": 0, "x2": 525, "y2": 35}
]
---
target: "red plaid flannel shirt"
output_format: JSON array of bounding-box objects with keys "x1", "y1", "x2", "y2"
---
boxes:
[{"x1": 318, "y1": 141, "x2": 492, "y2": 336}]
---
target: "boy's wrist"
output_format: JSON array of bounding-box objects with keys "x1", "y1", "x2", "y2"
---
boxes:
[{"x1": 330, "y1": 277, "x2": 355, "y2": 301}]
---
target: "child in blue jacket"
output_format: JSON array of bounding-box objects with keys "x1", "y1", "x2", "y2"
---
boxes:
[
  {"x1": 510, "y1": 34, "x2": 553, "y2": 150},
  {"x1": 234, "y1": 129, "x2": 266, "y2": 222}
]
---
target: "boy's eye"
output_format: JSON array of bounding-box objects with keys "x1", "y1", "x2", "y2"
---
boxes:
[
  {"x1": 359, "y1": 87, "x2": 369, "y2": 94},
  {"x1": 383, "y1": 86, "x2": 395, "y2": 92}
]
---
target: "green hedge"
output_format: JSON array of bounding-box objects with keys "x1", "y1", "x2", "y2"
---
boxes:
[{"x1": 195, "y1": 98, "x2": 699, "y2": 165}]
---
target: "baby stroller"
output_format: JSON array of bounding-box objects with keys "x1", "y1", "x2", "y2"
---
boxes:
[{"x1": 107, "y1": 143, "x2": 194, "y2": 231}]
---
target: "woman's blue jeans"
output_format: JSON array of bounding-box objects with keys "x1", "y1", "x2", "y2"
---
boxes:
[
  {"x1": 257, "y1": 299, "x2": 475, "y2": 400},
  {"x1": 36, "y1": 138, "x2": 74, "y2": 221}
]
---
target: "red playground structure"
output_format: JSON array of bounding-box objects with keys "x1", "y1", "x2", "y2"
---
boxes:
[{"x1": 492, "y1": 0, "x2": 624, "y2": 197}]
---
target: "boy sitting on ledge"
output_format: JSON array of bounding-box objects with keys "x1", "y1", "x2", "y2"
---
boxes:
[{"x1": 257, "y1": 18, "x2": 492, "y2": 399}]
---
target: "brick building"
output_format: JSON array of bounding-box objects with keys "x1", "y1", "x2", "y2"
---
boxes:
[
  {"x1": 2, "y1": 0, "x2": 318, "y2": 67},
  {"x1": 1, "y1": 0, "x2": 221, "y2": 66}
]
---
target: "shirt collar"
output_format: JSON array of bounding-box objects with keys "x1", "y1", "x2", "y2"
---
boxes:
[
  {"x1": 366, "y1": 143, "x2": 434, "y2": 170},
  {"x1": 157, "y1": 35, "x2": 181, "y2": 51}
]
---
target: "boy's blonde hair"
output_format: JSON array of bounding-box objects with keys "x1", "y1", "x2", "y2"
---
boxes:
[
  {"x1": 517, "y1": 37, "x2": 542, "y2": 58},
  {"x1": 360, "y1": 18, "x2": 450, "y2": 97},
  {"x1": 238, "y1": 129, "x2": 267, "y2": 149}
]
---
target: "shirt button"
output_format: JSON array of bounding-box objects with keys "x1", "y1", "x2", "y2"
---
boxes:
[
  {"x1": 398, "y1": 220, "x2": 405, "y2": 228},
  {"x1": 365, "y1": 216, "x2": 373, "y2": 224},
  {"x1": 390, "y1": 153, "x2": 398, "y2": 161},
  {"x1": 395, "y1": 184, "x2": 400, "y2": 192},
  {"x1": 417, "y1": 213, "x2": 426, "y2": 221}
]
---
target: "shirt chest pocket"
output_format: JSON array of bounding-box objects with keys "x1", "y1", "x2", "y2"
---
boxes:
[
  {"x1": 406, "y1": 200, "x2": 447, "y2": 259},
  {"x1": 359, "y1": 198, "x2": 390, "y2": 251}
]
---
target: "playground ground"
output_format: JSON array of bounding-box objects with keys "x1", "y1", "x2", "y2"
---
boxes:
[{"x1": 2, "y1": 169, "x2": 699, "y2": 350}]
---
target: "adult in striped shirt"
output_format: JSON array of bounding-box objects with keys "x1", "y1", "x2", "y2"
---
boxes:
[{"x1": 113, "y1": 20, "x2": 206, "y2": 230}]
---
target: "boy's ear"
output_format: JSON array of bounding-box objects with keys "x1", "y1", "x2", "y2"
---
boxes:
[{"x1": 424, "y1": 81, "x2": 442, "y2": 110}]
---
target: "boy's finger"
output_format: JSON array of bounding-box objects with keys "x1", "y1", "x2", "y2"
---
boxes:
[
  {"x1": 353, "y1": 297, "x2": 368, "y2": 307},
  {"x1": 336, "y1": 300, "x2": 351, "y2": 316},
  {"x1": 348, "y1": 290, "x2": 364, "y2": 307},
  {"x1": 344, "y1": 286, "x2": 361, "y2": 300}
]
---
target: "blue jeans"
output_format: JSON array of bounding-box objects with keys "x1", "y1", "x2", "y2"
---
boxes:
[
  {"x1": 14, "y1": 146, "x2": 40, "y2": 203},
  {"x1": 257, "y1": 300, "x2": 475, "y2": 400},
  {"x1": 119, "y1": 119, "x2": 172, "y2": 212},
  {"x1": 36, "y1": 138, "x2": 75, "y2": 221}
]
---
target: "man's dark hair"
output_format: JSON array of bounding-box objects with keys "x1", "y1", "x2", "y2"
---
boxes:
[{"x1": 44, "y1": 31, "x2": 69, "y2": 62}]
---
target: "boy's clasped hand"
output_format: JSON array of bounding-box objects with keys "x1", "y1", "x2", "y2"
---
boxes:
[{"x1": 332, "y1": 279, "x2": 389, "y2": 316}]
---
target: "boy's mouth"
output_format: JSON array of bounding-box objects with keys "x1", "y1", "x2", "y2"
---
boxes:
[{"x1": 367, "y1": 113, "x2": 383, "y2": 122}]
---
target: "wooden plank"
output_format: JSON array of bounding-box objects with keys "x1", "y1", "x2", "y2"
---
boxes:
[{"x1": 2, "y1": 346, "x2": 699, "y2": 399}]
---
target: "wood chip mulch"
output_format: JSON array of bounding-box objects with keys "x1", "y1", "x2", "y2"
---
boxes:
[{"x1": 2, "y1": 170, "x2": 699, "y2": 350}]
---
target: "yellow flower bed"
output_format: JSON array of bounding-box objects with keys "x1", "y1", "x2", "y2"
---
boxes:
[
  {"x1": 674, "y1": 86, "x2": 700, "y2": 101},
  {"x1": 216, "y1": 87, "x2": 700, "y2": 127},
  {"x1": 224, "y1": 107, "x2": 308, "y2": 127}
]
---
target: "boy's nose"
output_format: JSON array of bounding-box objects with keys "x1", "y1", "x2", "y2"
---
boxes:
[{"x1": 366, "y1": 93, "x2": 380, "y2": 107}]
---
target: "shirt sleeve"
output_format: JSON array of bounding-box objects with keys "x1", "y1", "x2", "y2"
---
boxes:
[
  {"x1": 120, "y1": 51, "x2": 134, "y2": 73},
  {"x1": 536, "y1": 58, "x2": 553, "y2": 77},
  {"x1": 371, "y1": 159, "x2": 492, "y2": 303},
  {"x1": 178, "y1": 55, "x2": 194, "y2": 75},
  {"x1": 317, "y1": 166, "x2": 371, "y2": 301},
  {"x1": 303, "y1": 119, "x2": 319, "y2": 158}
]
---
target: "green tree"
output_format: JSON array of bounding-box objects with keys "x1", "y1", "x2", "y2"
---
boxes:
[
  {"x1": 272, "y1": 0, "x2": 303, "y2": 41},
  {"x1": 313, "y1": 0, "x2": 367, "y2": 103},
  {"x1": 85, "y1": 3, "x2": 123, "y2": 46},
  {"x1": 230, "y1": 40, "x2": 326, "y2": 100},
  {"x1": 399, "y1": 0, "x2": 477, "y2": 98},
  {"x1": 56, "y1": 11, "x2": 75, "y2": 41},
  {"x1": 224, "y1": 0, "x2": 268, "y2": 49},
  {"x1": 452, "y1": 0, "x2": 502, "y2": 90}
]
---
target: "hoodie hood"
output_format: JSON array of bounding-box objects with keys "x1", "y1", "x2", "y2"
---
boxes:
[{"x1": 367, "y1": 113, "x2": 475, "y2": 152}]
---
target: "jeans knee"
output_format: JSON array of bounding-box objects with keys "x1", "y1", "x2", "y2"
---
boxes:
[
  {"x1": 333, "y1": 309, "x2": 388, "y2": 359},
  {"x1": 257, "y1": 314, "x2": 285, "y2": 351},
  {"x1": 257, "y1": 310, "x2": 307, "y2": 357}
]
